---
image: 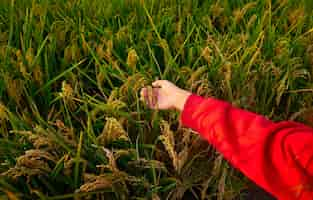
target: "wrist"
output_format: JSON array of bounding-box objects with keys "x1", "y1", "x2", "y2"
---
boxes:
[{"x1": 174, "y1": 89, "x2": 192, "y2": 111}]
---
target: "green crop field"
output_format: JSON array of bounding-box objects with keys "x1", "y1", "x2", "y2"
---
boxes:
[{"x1": 0, "y1": 0, "x2": 312, "y2": 199}]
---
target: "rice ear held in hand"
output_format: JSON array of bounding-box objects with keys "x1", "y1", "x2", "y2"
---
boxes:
[
  {"x1": 140, "y1": 80, "x2": 191, "y2": 111},
  {"x1": 140, "y1": 85, "x2": 154, "y2": 108},
  {"x1": 147, "y1": 85, "x2": 159, "y2": 109}
]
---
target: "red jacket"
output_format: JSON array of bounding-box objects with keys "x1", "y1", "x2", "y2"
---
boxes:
[{"x1": 180, "y1": 94, "x2": 313, "y2": 199}]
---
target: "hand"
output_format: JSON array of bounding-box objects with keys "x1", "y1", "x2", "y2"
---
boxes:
[{"x1": 140, "y1": 80, "x2": 191, "y2": 111}]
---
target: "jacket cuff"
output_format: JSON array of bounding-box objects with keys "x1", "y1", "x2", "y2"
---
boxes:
[{"x1": 180, "y1": 94, "x2": 205, "y2": 132}]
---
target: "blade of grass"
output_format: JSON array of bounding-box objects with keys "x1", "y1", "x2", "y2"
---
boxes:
[
  {"x1": 4, "y1": 0, "x2": 15, "y2": 66},
  {"x1": 74, "y1": 131, "x2": 84, "y2": 189},
  {"x1": 145, "y1": 40, "x2": 162, "y2": 78},
  {"x1": 164, "y1": 24, "x2": 196, "y2": 77},
  {"x1": 35, "y1": 59, "x2": 86, "y2": 95},
  {"x1": 30, "y1": 36, "x2": 49, "y2": 69}
]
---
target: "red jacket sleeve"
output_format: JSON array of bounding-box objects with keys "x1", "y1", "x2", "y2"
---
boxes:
[{"x1": 180, "y1": 94, "x2": 313, "y2": 200}]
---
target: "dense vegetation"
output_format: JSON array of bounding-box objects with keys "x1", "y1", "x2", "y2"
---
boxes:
[{"x1": 0, "y1": 0, "x2": 312, "y2": 199}]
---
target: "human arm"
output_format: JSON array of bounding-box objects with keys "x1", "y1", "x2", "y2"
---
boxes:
[
  {"x1": 181, "y1": 93, "x2": 313, "y2": 199},
  {"x1": 141, "y1": 80, "x2": 313, "y2": 199}
]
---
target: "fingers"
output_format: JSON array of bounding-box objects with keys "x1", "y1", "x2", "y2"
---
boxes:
[
  {"x1": 140, "y1": 88, "x2": 146, "y2": 102},
  {"x1": 140, "y1": 87, "x2": 159, "y2": 109},
  {"x1": 151, "y1": 88, "x2": 159, "y2": 109},
  {"x1": 141, "y1": 79, "x2": 172, "y2": 109}
]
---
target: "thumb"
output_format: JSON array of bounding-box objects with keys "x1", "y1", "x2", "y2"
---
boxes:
[{"x1": 152, "y1": 80, "x2": 167, "y2": 88}]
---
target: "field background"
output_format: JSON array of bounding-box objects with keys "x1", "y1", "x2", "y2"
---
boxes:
[{"x1": 0, "y1": 0, "x2": 312, "y2": 199}]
